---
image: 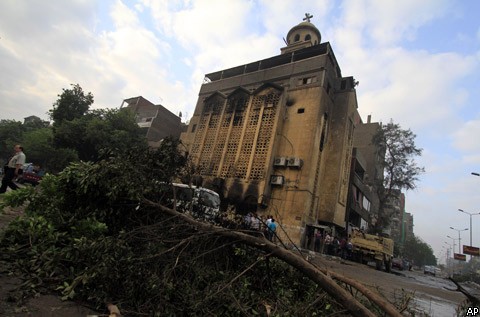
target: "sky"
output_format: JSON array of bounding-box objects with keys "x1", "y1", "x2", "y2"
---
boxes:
[{"x1": 1, "y1": 0, "x2": 479, "y2": 262}]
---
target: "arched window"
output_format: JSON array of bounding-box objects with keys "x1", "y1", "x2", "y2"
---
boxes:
[
  {"x1": 294, "y1": 34, "x2": 300, "y2": 42},
  {"x1": 305, "y1": 34, "x2": 311, "y2": 41}
]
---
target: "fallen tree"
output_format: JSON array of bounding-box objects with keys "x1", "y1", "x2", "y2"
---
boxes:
[
  {"x1": 0, "y1": 140, "x2": 404, "y2": 316},
  {"x1": 144, "y1": 199, "x2": 402, "y2": 317}
]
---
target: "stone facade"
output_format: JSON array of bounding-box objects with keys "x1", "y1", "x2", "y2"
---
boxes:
[
  {"x1": 181, "y1": 19, "x2": 359, "y2": 246},
  {"x1": 346, "y1": 115, "x2": 385, "y2": 233},
  {"x1": 385, "y1": 189, "x2": 405, "y2": 240}
]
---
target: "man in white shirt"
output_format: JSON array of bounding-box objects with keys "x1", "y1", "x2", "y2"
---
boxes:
[{"x1": 0, "y1": 145, "x2": 26, "y2": 193}]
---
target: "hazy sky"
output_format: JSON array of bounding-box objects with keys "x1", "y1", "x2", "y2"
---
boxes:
[{"x1": 1, "y1": 0, "x2": 479, "y2": 262}]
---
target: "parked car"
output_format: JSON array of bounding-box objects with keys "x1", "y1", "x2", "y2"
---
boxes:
[
  {"x1": 424, "y1": 265, "x2": 437, "y2": 276},
  {"x1": 17, "y1": 163, "x2": 45, "y2": 186},
  {"x1": 392, "y1": 257, "x2": 405, "y2": 270}
]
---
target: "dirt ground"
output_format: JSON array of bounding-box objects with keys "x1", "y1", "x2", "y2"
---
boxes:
[{"x1": 311, "y1": 252, "x2": 467, "y2": 316}]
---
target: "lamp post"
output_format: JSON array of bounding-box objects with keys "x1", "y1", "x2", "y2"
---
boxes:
[
  {"x1": 458, "y1": 209, "x2": 480, "y2": 248},
  {"x1": 449, "y1": 227, "x2": 468, "y2": 253},
  {"x1": 446, "y1": 236, "x2": 457, "y2": 255}
]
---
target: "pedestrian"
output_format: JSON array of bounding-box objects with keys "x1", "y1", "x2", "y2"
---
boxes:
[
  {"x1": 244, "y1": 212, "x2": 252, "y2": 229},
  {"x1": 264, "y1": 215, "x2": 273, "y2": 238},
  {"x1": 339, "y1": 237, "x2": 346, "y2": 258},
  {"x1": 324, "y1": 232, "x2": 332, "y2": 254},
  {"x1": 251, "y1": 213, "x2": 261, "y2": 231},
  {"x1": 346, "y1": 240, "x2": 353, "y2": 260},
  {"x1": 314, "y1": 230, "x2": 322, "y2": 252},
  {"x1": 0, "y1": 145, "x2": 26, "y2": 193},
  {"x1": 267, "y1": 218, "x2": 277, "y2": 242},
  {"x1": 332, "y1": 237, "x2": 340, "y2": 256}
]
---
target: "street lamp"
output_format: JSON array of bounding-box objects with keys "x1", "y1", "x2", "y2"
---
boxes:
[
  {"x1": 450, "y1": 227, "x2": 468, "y2": 253},
  {"x1": 446, "y1": 236, "x2": 457, "y2": 254},
  {"x1": 458, "y1": 209, "x2": 480, "y2": 247}
]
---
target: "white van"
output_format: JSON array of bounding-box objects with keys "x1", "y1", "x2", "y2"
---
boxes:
[{"x1": 161, "y1": 183, "x2": 221, "y2": 222}]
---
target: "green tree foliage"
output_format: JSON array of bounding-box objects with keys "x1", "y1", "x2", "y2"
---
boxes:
[
  {"x1": 0, "y1": 85, "x2": 146, "y2": 172},
  {"x1": 0, "y1": 141, "x2": 357, "y2": 316},
  {"x1": 53, "y1": 108, "x2": 145, "y2": 161},
  {"x1": 21, "y1": 128, "x2": 78, "y2": 173},
  {"x1": 49, "y1": 84, "x2": 93, "y2": 125},
  {"x1": 402, "y1": 234, "x2": 436, "y2": 267},
  {"x1": 0, "y1": 120, "x2": 24, "y2": 163},
  {"x1": 371, "y1": 120, "x2": 425, "y2": 231},
  {"x1": 21, "y1": 128, "x2": 54, "y2": 168}
]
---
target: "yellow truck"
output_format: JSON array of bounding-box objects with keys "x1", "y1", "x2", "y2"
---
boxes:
[{"x1": 350, "y1": 228, "x2": 394, "y2": 272}]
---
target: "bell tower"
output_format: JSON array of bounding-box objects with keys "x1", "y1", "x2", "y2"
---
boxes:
[{"x1": 281, "y1": 13, "x2": 322, "y2": 54}]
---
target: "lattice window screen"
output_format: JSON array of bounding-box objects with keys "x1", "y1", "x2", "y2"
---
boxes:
[
  {"x1": 236, "y1": 108, "x2": 260, "y2": 179},
  {"x1": 250, "y1": 91, "x2": 281, "y2": 180},
  {"x1": 218, "y1": 93, "x2": 249, "y2": 178},
  {"x1": 210, "y1": 113, "x2": 231, "y2": 175},
  {"x1": 220, "y1": 113, "x2": 245, "y2": 178},
  {"x1": 199, "y1": 114, "x2": 220, "y2": 175},
  {"x1": 191, "y1": 115, "x2": 209, "y2": 159}
]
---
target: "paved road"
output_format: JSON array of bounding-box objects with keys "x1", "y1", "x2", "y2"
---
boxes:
[{"x1": 310, "y1": 252, "x2": 465, "y2": 316}]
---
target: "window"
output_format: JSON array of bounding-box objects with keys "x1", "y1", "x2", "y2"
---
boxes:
[
  {"x1": 297, "y1": 108, "x2": 305, "y2": 114},
  {"x1": 294, "y1": 34, "x2": 300, "y2": 42},
  {"x1": 191, "y1": 124, "x2": 197, "y2": 133},
  {"x1": 297, "y1": 76, "x2": 317, "y2": 86},
  {"x1": 305, "y1": 34, "x2": 311, "y2": 41}
]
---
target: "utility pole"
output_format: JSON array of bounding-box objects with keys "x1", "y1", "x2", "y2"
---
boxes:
[
  {"x1": 458, "y1": 209, "x2": 480, "y2": 248},
  {"x1": 449, "y1": 227, "x2": 468, "y2": 253}
]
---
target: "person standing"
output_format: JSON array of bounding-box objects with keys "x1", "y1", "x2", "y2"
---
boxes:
[
  {"x1": 0, "y1": 145, "x2": 26, "y2": 193},
  {"x1": 314, "y1": 230, "x2": 322, "y2": 253},
  {"x1": 267, "y1": 218, "x2": 277, "y2": 242},
  {"x1": 324, "y1": 232, "x2": 332, "y2": 255}
]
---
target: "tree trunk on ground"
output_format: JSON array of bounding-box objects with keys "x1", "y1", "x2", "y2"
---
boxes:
[{"x1": 144, "y1": 199, "x2": 403, "y2": 317}]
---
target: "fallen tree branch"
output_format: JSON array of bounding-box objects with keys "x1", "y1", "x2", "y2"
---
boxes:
[
  {"x1": 448, "y1": 278, "x2": 480, "y2": 306},
  {"x1": 311, "y1": 263, "x2": 402, "y2": 316},
  {"x1": 143, "y1": 199, "x2": 402, "y2": 317}
]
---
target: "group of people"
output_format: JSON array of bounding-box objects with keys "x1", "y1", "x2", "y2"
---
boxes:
[
  {"x1": 0, "y1": 144, "x2": 26, "y2": 194},
  {"x1": 243, "y1": 213, "x2": 277, "y2": 242},
  {"x1": 312, "y1": 230, "x2": 353, "y2": 259}
]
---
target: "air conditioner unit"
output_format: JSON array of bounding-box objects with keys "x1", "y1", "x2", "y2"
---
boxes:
[
  {"x1": 287, "y1": 157, "x2": 303, "y2": 168},
  {"x1": 273, "y1": 157, "x2": 287, "y2": 167},
  {"x1": 270, "y1": 175, "x2": 284, "y2": 185}
]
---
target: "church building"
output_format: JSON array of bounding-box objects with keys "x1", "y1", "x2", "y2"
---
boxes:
[{"x1": 180, "y1": 14, "x2": 359, "y2": 245}]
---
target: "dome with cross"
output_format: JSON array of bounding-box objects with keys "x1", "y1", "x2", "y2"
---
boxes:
[{"x1": 285, "y1": 13, "x2": 321, "y2": 47}]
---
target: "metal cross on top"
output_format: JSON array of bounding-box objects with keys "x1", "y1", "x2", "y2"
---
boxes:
[{"x1": 303, "y1": 13, "x2": 313, "y2": 22}]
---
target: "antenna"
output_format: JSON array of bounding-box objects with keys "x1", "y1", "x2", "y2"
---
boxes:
[{"x1": 283, "y1": 37, "x2": 288, "y2": 45}]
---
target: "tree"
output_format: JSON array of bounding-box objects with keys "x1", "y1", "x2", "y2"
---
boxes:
[
  {"x1": 21, "y1": 128, "x2": 78, "y2": 173},
  {"x1": 0, "y1": 120, "x2": 24, "y2": 163},
  {"x1": 53, "y1": 108, "x2": 146, "y2": 161},
  {"x1": 403, "y1": 235, "x2": 436, "y2": 267},
  {"x1": 49, "y1": 84, "x2": 93, "y2": 125},
  {"x1": 371, "y1": 120, "x2": 424, "y2": 232}
]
